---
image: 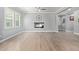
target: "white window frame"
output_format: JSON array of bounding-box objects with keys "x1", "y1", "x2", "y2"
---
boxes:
[
  {"x1": 14, "y1": 12, "x2": 21, "y2": 28},
  {"x1": 4, "y1": 8, "x2": 22, "y2": 30},
  {"x1": 4, "y1": 8, "x2": 14, "y2": 30}
]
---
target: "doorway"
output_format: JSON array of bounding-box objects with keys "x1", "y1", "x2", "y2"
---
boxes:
[{"x1": 58, "y1": 15, "x2": 66, "y2": 32}]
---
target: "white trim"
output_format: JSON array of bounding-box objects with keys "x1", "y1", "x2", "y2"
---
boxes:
[
  {"x1": 0, "y1": 31, "x2": 23, "y2": 43},
  {"x1": 55, "y1": 7, "x2": 70, "y2": 14},
  {"x1": 65, "y1": 31, "x2": 73, "y2": 32},
  {"x1": 24, "y1": 12, "x2": 56, "y2": 13},
  {"x1": 22, "y1": 30, "x2": 58, "y2": 32},
  {"x1": 20, "y1": 7, "x2": 69, "y2": 14},
  {"x1": 74, "y1": 32, "x2": 79, "y2": 35}
]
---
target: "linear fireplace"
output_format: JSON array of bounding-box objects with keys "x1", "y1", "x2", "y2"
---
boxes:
[{"x1": 34, "y1": 22, "x2": 44, "y2": 28}]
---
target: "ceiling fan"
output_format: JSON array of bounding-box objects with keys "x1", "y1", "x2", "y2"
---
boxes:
[{"x1": 35, "y1": 7, "x2": 46, "y2": 12}]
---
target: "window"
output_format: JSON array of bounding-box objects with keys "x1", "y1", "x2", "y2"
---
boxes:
[
  {"x1": 5, "y1": 8, "x2": 14, "y2": 29},
  {"x1": 15, "y1": 12, "x2": 21, "y2": 28},
  {"x1": 5, "y1": 8, "x2": 21, "y2": 29},
  {"x1": 19, "y1": 16, "x2": 22, "y2": 27}
]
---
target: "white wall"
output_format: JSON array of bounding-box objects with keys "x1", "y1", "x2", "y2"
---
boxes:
[
  {"x1": 65, "y1": 14, "x2": 74, "y2": 32},
  {"x1": 62, "y1": 10, "x2": 79, "y2": 33},
  {"x1": 74, "y1": 10, "x2": 79, "y2": 33},
  {"x1": 0, "y1": 8, "x2": 4, "y2": 40},
  {"x1": 23, "y1": 13, "x2": 57, "y2": 32}
]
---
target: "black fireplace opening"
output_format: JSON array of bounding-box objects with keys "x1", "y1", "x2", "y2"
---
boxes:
[{"x1": 34, "y1": 22, "x2": 44, "y2": 28}]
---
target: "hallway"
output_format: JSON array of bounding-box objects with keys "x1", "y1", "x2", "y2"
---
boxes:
[{"x1": 0, "y1": 32, "x2": 79, "y2": 51}]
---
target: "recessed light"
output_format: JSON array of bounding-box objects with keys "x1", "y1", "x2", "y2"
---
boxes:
[
  {"x1": 68, "y1": 8, "x2": 71, "y2": 11},
  {"x1": 39, "y1": 9, "x2": 41, "y2": 12}
]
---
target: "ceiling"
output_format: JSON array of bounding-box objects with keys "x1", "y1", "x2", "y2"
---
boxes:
[
  {"x1": 18, "y1": 7, "x2": 61, "y2": 13},
  {"x1": 15, "y1": 7, "x2": 79, "y2": 15}
]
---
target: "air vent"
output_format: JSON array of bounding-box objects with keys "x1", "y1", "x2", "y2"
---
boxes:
[{"x1": 41, "y1": 9, "x2": 46, "y2": 10}]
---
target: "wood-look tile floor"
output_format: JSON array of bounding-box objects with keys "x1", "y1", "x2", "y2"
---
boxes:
[{"x1": 0, "y1": 32, "x2": 79, "y2": 51}]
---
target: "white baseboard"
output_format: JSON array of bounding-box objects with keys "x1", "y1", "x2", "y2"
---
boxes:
[
  {"x1": 74, "y1": 32, "x2": 79, "y2": 35},
  {"x1": 23, "y1": 31, "x2": 58, "y2": 32},
  {"x1": 0, "y1": 31, "x2": 23, "y2": 43}
]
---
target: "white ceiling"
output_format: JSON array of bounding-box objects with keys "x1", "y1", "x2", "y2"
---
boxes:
[{"x1": 19, "y1": 7, "x2": 61, "y2": 13}]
